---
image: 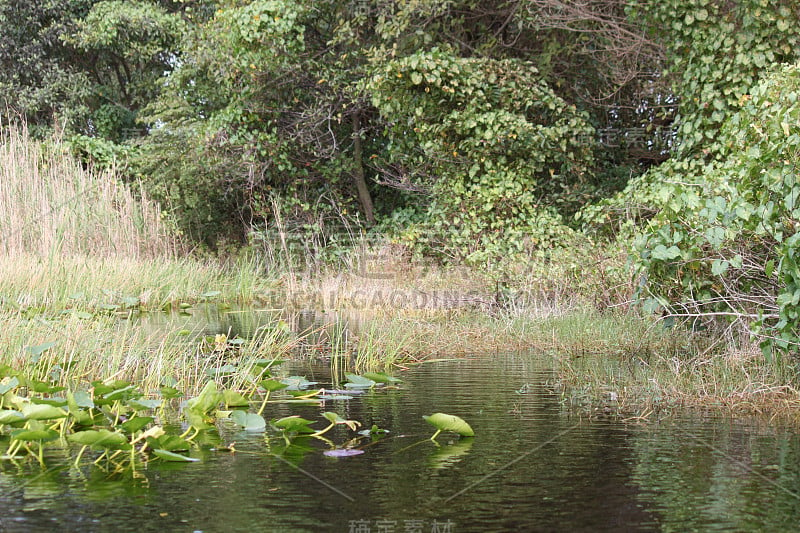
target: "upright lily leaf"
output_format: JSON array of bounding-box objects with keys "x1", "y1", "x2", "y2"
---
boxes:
[
  {"x1": 0, "y1": 377, "x2": 19, "y2": 395},
  {"x1": 186, "y1": 381, "x2": 222, "y2": 415},
  {"x1": 272, "y1": 416, "x2": 315, "y2": 434},
  {"x1": 68, "y1": 429, "x2": 131, "y2": 450},
  {"x1": 423, "y1": 413, "x2": 475, "y2": 437},
  {"x1": 69, "y1": 390, "x2": 95, "y2": 409},
  {"x1": 0, "y1": 410, "x2": 25, "y2": 425},
  {"x1": 344, "y1": 374, "x2": 376, "y2": 389},
  {"x1": 22, "y1": 404, "x2": 67, "y2": 421},
  {"x1": 120, "y1": 416, "x2": 154, "y2": 434},
  {"x1": 281, "y1": 376, "x2": 318, "y2": 390},
  {"x1": 322, "y1": 412, "x2": 361, "y2": 431},
  {"x1": 25, "y1": 341, "x2": 57, "y2": 357},
  {"x1": 361, "y1": 372, "x2": 403, "y2": 384},
  {"x1": 160, "y1": 386, "x2": 183, "y2": 400},
  {"x1": 184, "y1": 409, "x2": 214, "y2": 431},
  {"x1": 11, "y1": 428, "x2": 59, "y2": 443},
  {"x1": 222, "y1": 390, "x2": 251, "y2": 408},
  {"x1": 201, "y1": 290, "x2": 221, "y2": 298}
]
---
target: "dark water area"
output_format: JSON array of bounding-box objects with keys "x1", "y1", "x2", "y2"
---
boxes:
[{"x1": 2, "y1": 308, "x2": 800, "y2": 532}]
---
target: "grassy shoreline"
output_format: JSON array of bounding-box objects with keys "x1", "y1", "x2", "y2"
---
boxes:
[
  {"x1": 1, "y1": 124, "x2": 798, "y2": 416},
  {"x1": 1, "y1": 251, "x2": 799, "y2": 416}
]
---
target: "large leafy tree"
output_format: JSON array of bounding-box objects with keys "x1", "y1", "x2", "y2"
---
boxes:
[
  {"x1": 0, "y1": 0, "x2": 676, "y2": 256},
  {"x1": 0, "y1": 0, "x2": 192, "y2": 139},
  {"x1": 66, "y1": 0, "x2": 188, "y2": 141},
  {"x1": 0, "y1": 0, "x2": 95, "y2": 131}
]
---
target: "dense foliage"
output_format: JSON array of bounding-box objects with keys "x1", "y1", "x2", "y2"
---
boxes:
[
  {"x1": 2, "y1": 0, "x2": 800, "y2": 352},
  {"x1": 366, "y1": 49, "x2": 594, "y2": 262},
  {"x1": 636, "y1": 65, "x2": 800, "y2": 358}
]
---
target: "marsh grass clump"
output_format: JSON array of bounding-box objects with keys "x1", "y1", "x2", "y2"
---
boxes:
[
  {"x1": 551, "y1": 319, "x2": 800, "y2": 417},
  {"x1": 0, "y1": 308, "x2": 303, "y2": 396},
  {"x1": 0, "y1": 122, "x2": 172, "y2": 259}
]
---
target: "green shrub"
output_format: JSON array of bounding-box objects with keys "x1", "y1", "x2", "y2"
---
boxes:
[{"x1": 635, "y1": 63, "x2": 800, "y2": 358}]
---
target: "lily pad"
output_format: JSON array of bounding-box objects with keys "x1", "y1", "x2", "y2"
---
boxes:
[
  {"x1": 153, "y1": 449, "x2": 199, "y2": 462},
  {"x1": 128, "y1": 398, "x2": 163, "y2": 411},
  {"x1": 281, "y1": 376, "x2": 319, "y2": 390},
  {"x1": 30, "y1": 396, "x2": 67, "y2": 407},
  {"x1": 318, "y1": 394, "x2": 354, "y2": 400},
  {"x1": 260, "y1": 379, "x2": 289, "y2": 392},
  {"x1": 146, "y1": 434, "x2": 190, "y2": 452},
  {"x1": 323, "y1": 449, "x2": 365, "y2": 457},
  {"x1": 230, "y1": 411, "x2": 266, "y2": 431}
]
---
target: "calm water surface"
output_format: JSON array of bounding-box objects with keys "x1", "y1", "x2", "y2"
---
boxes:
[{"x1": 2, "y1": 309, "x2": 800, "y2": 532}]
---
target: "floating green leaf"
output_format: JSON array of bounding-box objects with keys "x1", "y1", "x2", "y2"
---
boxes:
[
  {"x1": 128, "y1": 398, "x2": 163, "y2": 411},
  {"x1": 260, "y1": 379, "x2": 289, "y2": 392},
  {"x1": 146, "y1": 434, "x2": 190, "y2": 452},
  {"x1": 30, "y1": 396, "x2": 67, "y2": 407}
]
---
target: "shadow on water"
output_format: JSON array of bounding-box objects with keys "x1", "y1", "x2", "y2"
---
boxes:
[{"x1": 2, "y1": 310, "x2": 800, "y2": 531}]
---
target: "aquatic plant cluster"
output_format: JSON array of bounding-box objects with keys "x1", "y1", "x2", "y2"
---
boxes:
[{"x1": 0, "y1": 361, "x2": 472, "y2": 469}]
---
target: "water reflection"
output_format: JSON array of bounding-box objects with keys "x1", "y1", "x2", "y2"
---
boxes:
[{"x1": 1, "y1": 349, "x2": 800, "y2": 531}]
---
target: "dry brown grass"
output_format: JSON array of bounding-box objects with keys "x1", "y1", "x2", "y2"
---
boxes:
[{"x1": 0, "y1": 122, "x2": 174, "y2": 259}]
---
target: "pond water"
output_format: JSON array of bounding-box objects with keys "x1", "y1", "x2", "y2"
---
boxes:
[{"x1": 3, "y1": 310, "x2": 800, "y2": 532}]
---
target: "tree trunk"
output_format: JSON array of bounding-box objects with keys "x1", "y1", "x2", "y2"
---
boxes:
[{"x1": 352, "y1": 111, "x2": 375, "y2": 226}]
